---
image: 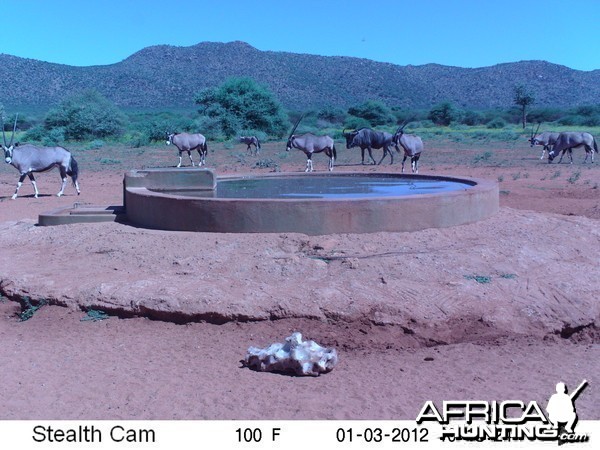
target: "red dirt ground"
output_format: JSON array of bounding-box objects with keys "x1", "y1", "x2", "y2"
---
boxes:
[{"x1": 0, "y1": 140, "x2": 598, "y2": 420}]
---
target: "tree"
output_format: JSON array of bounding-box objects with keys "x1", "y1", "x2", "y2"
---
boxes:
[
  {"x1": 195, "y1": 77, "x2": 289, "y2": 138},
  {"x1": 428, "y1": 102, "x2": 456, "y2": 126},
  {"x1": 513, "y1": 85, "x2": 535, "y2": 129},
  {"x1": 44, "y1": 90, "x2": 126, "y2": 140},
  {"x1": 460, "y1": 109, "x2": 485, "y2": 126},
  {"x1": 317, "y1": 106, "x2": 347, "y2": 125},
  {"x1": 347, "y1": 100, "x2": 394, "y2": 127}
]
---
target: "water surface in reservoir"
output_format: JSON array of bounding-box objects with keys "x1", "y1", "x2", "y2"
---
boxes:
[{"x1": 156, "y1": 175, "x2": 474, "y2": 199}]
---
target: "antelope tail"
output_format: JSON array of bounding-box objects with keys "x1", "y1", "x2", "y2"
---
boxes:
[
  {"x1": 594, "y1": 138, "x2": 598, "y2": 153},
  {"x1": 332, "y1": 144, "x2": 337, "y2": 160},
  {"x1": 256, "y1": 138, "x2": 261, "y2": 150},
  {"x1": 68, "y1": 156, "x2": 79, "y2": 186}
]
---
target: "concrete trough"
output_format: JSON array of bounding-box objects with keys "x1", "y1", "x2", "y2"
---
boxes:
[{"x1": 124, "y1": 168, "x2": 499, "y2": 235}]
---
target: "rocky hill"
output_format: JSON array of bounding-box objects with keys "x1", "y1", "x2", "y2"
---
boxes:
[{"x1": 1, "y1": 41, "x2": 599, "y2": 112}]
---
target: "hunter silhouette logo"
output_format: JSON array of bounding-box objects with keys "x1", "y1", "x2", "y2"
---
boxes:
[
  {"x1": 546, "y1": 379, "x2": 588, "y2": 443},
  {"x1": 416, "y1": 380, "x2": 590, "y2": 443}
]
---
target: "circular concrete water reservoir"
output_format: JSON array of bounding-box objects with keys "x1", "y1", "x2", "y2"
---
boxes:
[{"x1": 124, "y1": 169, "x2": 499, "y2": 235}]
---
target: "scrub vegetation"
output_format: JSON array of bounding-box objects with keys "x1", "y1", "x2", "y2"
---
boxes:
[{"x1": 2, "y1": 78, "x2": 600, "y2": 150}]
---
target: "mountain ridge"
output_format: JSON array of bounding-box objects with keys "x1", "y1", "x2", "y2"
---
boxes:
[{"x1": 1, "y1": 41, "x2": 599, "y2": 112}]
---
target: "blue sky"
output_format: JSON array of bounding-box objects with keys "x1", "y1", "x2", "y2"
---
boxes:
[{"x1": 1, "y1": 0, "x2": 599, "y2": 71}]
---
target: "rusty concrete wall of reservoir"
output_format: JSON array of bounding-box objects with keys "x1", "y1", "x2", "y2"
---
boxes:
[{"x1": 124, "y1": 170, "x2": 499, "y2": 235}]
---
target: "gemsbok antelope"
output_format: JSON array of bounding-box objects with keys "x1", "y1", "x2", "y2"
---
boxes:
[
  {"x1": 547, "y1": 131, "x2": 598, "y2": 164},
  {"x1": 166, "y1": 131, "x2": 208, "y2": 167},
  {"x1": 286, "y1": 115, "x2": 337, "y2": 172},
  {"x1": 2, "y1": 115, "x2": 80, "y2": 199},
  {"x1": 392, "y1": 123, "x2": 424, "y2": 174},
  {"x1": 528, "y1": 124, "x2": 560, "y2": 160}
]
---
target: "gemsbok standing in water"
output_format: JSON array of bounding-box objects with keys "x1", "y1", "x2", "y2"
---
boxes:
[
  {"x1": 547, "y1": 131, "x2": 598, "y2": 164},
  {"x1": 2, "y1": 115, "x2": 80, "y2": 199},
  {"x1": 286, "y1": 115, "x2": 337, "y2": 172},
  {"x1": 528, "y1": 123, "x2": 560, "y2": 160},
  {"x1": 165, "y1": 131, "x2": 208, "y2": 167},
  {"x1": 239, "y1": 136, "x2": 261, "y2": 156},
  {"x1": 392, "y1": 123, "x2": 424, "y2": 173}
]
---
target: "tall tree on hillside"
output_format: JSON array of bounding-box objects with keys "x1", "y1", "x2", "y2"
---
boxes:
[
  {"x1": 195, "y1": 77, "x2": 289, "y2": 138},
  {"x1": 513, "y1": 85, "x2": 535, "y2": 129}
]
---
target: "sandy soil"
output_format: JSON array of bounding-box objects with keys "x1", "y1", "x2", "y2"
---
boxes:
[{"x1": 0, "y1": 140, "x2": 598, "y2": 420}]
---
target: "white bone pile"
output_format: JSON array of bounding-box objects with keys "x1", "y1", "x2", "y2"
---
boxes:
[{"x1": 244, "y1": 332, "x2": 338, "y2": 376}]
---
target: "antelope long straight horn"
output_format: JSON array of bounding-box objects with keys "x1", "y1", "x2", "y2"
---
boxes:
[
  {"x1": 532, "y1": 122, "x2": 541, "y2": 139},
  {"x1": 395, "y1": 121, "x2": 408, "y2": 135},
  {"x1": 1, "y1": 116, "x2": 6, "y2": 147},
  {"x1": 10, "y1": 113, "x2": 18, "y2": 147},
  {"x1": 287, "y1": 113, "x2": 305, "y2": 140}
]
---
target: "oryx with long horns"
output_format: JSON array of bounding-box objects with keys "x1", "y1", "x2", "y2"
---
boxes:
[
  {"x1": 166, "y1": 131, "x2": 208, "y2": 167},
  {"x1": 392, "y1": 122, "x2": 424, "y2": 173},
  {"x1": 286, "y1": 115, "x2": 337, "y2": 172},
  {"x1": 528, "y1": 123, "x2": 560, "y2": 160},
  {"x1": 548, "y1": 131, "x2": 598, "y2": 164},
  {"x1": 2, "y1": 114, "x2": 80, "y2": 199}
]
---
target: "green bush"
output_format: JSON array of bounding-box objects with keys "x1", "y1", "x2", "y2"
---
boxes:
[
  {"x1": 22, "y1": 125, "x2": 46, "y2": 142},
  {"x1": 452, "y1": 124, "x2": 469, "y2": 130},
  {"x1": 195, "y1": 77, "x2": 289, "y2": 138},
  {"x1": 194, "y1": 115, "x2": 225, "y2": 140},
  {"x1": 44, "y1": 90, "x2": 126, "y2": 140},
  {"x1": 131, "y1": 112, "x2": 195, "y2": 143},
  {"x1": 460, "y1": 110, "x2": 486, "y2": 126},
  {"x1": 470, "y1": 130, "x2": 490, "y2": 141},
  {"x1": 558, "y1": 113, "x2": 600, "y2": 127},
  {"x1": 87, "y1": 140, "x2": 105, "y2": 150},
  {"x1": 317, "y1": 106, "x2": 347, "y2": 125},
  {"x1": 492, "y1": 130, "x2": 521, "y2": 141},
  {"x1": 42, "y1": 127, "x2": 66, "y2": 146},
  {"x1": 473, "y1": 151, "x2": 492, "y2": 163},
  {"x1": 392, "y1": 107, "x2": 428, "y2": 125},
  {"x1": 573, "y1": 105, "x2": 600, "y2": 117},
  {"x1": 582, "y1": 115, "x2": 600, "y2": 126},
  {"x1": 1, "y1": 112, "x2": 35, "y2": 131},
  {"x1": 123, "y1": 131, "x2": 151, "y2": 148},
  {"x1": 486, "y1": 118, "x2": 507, "y2": 129},
  {"x1": 343, "y1": 116, "x2": 371, "y2": 130},
  {"x1": 527, "y1": 108, "x2": 563, "y2": 123},
  {"x1": 347, "y1": 100, "x2": 395, "y2": 127},
  {"x1": 412, "y1": 120, "x2": 436, "y2": 128}
]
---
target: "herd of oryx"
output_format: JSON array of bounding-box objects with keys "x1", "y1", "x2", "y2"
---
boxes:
[
  {"x1": 163, "y1": 115, "x2": 425, "y2": 174},
  {"x1": 1, "y1": 111, "x2": 598, "y2": 200},
  {"x1": 528, "y1": 124, "x2": 598, "y2": 163},
  {"x1": 284, "y1": 115, "x2": 423, "y2": 174}
]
